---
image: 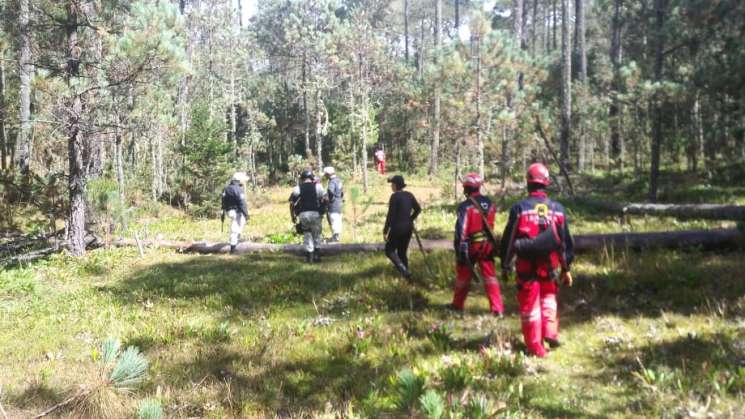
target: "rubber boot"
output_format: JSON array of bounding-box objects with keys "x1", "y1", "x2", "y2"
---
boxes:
[
  {"x1": 330, "y1": 234, "x2": 340, "y2": 243},
  {"x1": 305, "y1": 251, "x2": 313, "y2": 263},
  {"x1": 312, "y1": 249, "x2": 321, "y2": 263},
  {"x1": 229, "y1": 244, "x2": 236, "y2": 254},
  {"x1": 544, "y1": 337, "x2": 561, "y2": 349},
  {"x1": 387, "y1": 251, "x2": 412, "y2": 281}
]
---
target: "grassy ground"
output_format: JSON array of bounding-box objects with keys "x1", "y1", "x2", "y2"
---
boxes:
[{"x1": 2, "y1": 171, "x2": 745, "y2": 418}]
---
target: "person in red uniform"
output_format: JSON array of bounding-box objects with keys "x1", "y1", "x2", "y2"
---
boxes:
[
  {"x1": 374, "y1": 146, "x2": 386, "y2": 175},
  {"x1": 499, "y1": 163, "x2": 574, "y2": 357},
  {"x1": 450, "y1": 173, "x2": 504, "y2": 316}
]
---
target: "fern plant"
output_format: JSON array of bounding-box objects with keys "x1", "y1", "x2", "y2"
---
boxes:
[
  {"x1": 419, "y1": 389, "x2": 446, "y2": 419},
  {"x1": 392, "y1": 368, "x2": 425, "y2": 412}
]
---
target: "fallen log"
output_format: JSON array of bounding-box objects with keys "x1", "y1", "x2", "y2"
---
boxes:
[
  {"x1": 577, "y1": 198, "x2": 745, "y2": 221},
  {"x1": 113, "y1": 228, "x2": 744, "y2": 256}
]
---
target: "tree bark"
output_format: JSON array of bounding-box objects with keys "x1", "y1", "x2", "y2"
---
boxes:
[
  {"x1": 573, "y1": 0, "x2": 587, "y2": 81},
  {"x1": 430, "y1": 0, "x2": 441, "y2": 176},
  {"x1": 475, "y1": 31, "x2": 484, "y2": 178},
  {"x1": 609, "y1": 0, "x2": 624, "y2": 170},
  {"x1": 552, "y1": 0, "x2": 557, "y2": 51},
  {"x1": 648, "y1": 0, "x2": 666, "y2": 202},
  {"x1": 315, "y1": 89, "x2": 323, "y2": 168},
  {"x1": 455, "y1": 0, "x2": 460, "y2": 29},
  {"x1": 302, "y1": 54, "x2": 311, "y2": 159},
  {"x1": 560, "y1": 0, "x2": 572, "y2": 171},
  {"x1": 65, "y1": 1, "x2": 86, "y2": 257},
  {"x1": 15, "y1": 0, "x2": 33, "y2": 175},
  {"x1": 513, "y1": 0, "x2": 524, "y2": 48},
  {"x1": 404, "y1": 0, "x2": 410, "y2": 63},
  {"x1": 0, "y1": 47, "x2": 7, "y2": 172},
  {"x1": 576, "y1": 199, "x2": 745, "y2": 221}
]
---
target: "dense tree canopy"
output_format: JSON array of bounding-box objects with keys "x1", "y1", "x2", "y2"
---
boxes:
[{"x1": 0, "y1": 0, "x2": 744, "y2": 254}]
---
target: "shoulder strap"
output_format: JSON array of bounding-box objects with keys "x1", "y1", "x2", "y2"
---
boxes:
[{"x1": 468, "y1": 196, "x2": 499, "y2": 247}]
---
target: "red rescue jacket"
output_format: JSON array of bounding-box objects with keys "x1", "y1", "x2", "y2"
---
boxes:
[
  {"x1": 454, "y1": 193, "x2": 496, "y2": 254},
  {"x1": 499, "y1": 191, "x2": 574, "y2": 279}
]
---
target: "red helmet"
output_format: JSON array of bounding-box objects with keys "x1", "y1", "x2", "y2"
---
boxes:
[
  {"x1": 526, "y1": 163, "x2": 550, "y2": 186},
  {"x1": 462, "y1": 172, "x2": 483, "y2": 188}
]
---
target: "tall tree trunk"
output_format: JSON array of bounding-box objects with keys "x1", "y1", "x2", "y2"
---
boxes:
[
  {"x1": 475, "y1": 32, "x2": 484, "y2": 178},
  {"x1": 514, "y1": 0, "x2": 524, "y2": 48},
  {"x1": 531, "y1": 0, "x2": 539, "y2": 54},
  {"x1": 302, "y1": 54, "x2": 311, "y2": 159},
  {"x1": 455, "y1": 0, "x2": 460, "y2": 29},
  {"x1": 65, "y1": 1, "x2": 86, "y2": 257},
  {"x1": 560, "y1": 0, "x2": 572, "y2": 171},
  {"x1": 609, "y1": 0, "x2": 624, "y2": 170},
  {"x1": 114, "y1": 125, "x2": 125, "y2": 204},
  {"x1": 648, "y1": 0, "x2": 666, "y2": 202},
  {"x1": 15, "y1": 0, "x2": 33, "y2": 175},
  {"x1": 230, "y1": 68, "x2": 237, "y2": 152},
  {"x1": 315, "y1": 90, "x2": 323, "y2": 168},
  {"x1": 552, "y1": 0, "x2": 557, "y2": 51},
  {"x1": 0, "y1": 47, "x2": 7, "y2": 172},
  {"x1": 573, "y1": 0, "x2": 587, "y2": 81},
  {"x1": 692, "y1": 92, "x2": 704, "y2": 172},
  {"x1": 430, "y1": 0, "x2": 441, "y2": 176},
  {"x1": 362, "y1": 96, "x2": 369, "y2": 193},
  {"x1": 404, "y1": 0, "x2": 410, "y2": 63}
]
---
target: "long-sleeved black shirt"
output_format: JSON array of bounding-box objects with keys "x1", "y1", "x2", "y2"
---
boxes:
[{"x1": 384, "y1": 190, "x2": 421, "y2": 235}]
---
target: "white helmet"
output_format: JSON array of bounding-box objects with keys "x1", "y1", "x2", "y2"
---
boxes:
[{"x1": 232, "y1": 172, "x2": 249, "y2": 183}]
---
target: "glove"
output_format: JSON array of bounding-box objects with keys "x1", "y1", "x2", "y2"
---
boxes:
[
  {"x1": 457, "y1": 242, "x2": 469, "y2": 265},
  {"x1": 561, "y1": 270, "x2": 573, "y2": 287}
]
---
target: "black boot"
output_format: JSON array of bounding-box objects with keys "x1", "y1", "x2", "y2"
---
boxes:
[
  {"x1": 312, "y1": 249, "x2": 321, "y2": 263},
  {"x1": 229, "y1": 245, "x2": 236, "y2": 254},
  {"x1": 305, "y1": 251, "x2": 313, "y2": 263}
]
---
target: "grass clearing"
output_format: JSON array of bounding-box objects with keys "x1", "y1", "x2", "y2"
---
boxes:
[{"x1": 3, "y1": 172, "x2": 745, "y2": 417}]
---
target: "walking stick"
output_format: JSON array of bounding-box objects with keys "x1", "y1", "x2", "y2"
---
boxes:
[{"x1": 412, "y1": 226, "x2": 437, "y2": 280}]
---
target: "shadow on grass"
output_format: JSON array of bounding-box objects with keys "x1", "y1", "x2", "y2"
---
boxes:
[{"x1": 558, "y1": 248, "x2": 745, "y2": 328}]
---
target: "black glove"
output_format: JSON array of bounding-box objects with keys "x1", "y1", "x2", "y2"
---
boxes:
[{"x1": 457, "y1": 241, "x2": 469, "y2": 265}]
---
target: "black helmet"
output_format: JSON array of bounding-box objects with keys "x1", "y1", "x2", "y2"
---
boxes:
[{"x1": 300, "y1": 170, "x2": 314, "y2": 180}]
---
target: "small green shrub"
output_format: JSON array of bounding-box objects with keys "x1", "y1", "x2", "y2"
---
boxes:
[
  {"x1": 419, "y1": 389, "x2": 446, "y2": 419},
  {"x1": 392, "y1": 368, "x2": 425, "y2": 411},
  {"x1": 137, "y1": 398, "x2": 163, "y2": 419}
]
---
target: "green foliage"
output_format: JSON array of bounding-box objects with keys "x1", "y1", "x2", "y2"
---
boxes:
[
  {"x1": 392, "y1": 368, "x2": 425, "y2": 411},
  {"x1": 109, "y1": 346, "x2": 149, "y2": 390},
  {"x1": 428, "y1": 323, "x2": 453, "y2": 351},
  {"x1": 418, "y1": 389, "x2": 446, "y2": 419},
  {"x1": 137, "y1": 398, "x2": 163, "y2": 419},
  {"x1": 174, "y1": 102, "x2": 233, "y2": 208},
  {"x1": 101, "y1": 337, "x2": 121, "y2": 365},
  {"x1": 465, "y1": 393, "x2": 495, "y2": 419}
]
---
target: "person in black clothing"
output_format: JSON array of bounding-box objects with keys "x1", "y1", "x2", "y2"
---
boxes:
[
  {"x1": 221, "y1": 172, "x2": 249, "y2": 254},
  {"x1": 383, "y1": 175, "x2": 421, "y2": 280}
]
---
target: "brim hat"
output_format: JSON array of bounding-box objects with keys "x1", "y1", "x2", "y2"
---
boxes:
[{"x1": 387, "y1": 175, "x2": 406, "y2": 188}]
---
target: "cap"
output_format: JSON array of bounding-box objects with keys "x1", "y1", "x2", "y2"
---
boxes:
[{"x1": 387, "y1": 175, "x2": 406, "y2": 189}]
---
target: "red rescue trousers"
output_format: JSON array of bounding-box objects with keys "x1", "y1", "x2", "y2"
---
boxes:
[
  {"x1": 452, "y1": 243, "x2": 504, "y2": 314},
  {"x1": 376, "y1": 159, "x2": 386, "y2": 174},
  {"x1": 516, "y1": 278, "x2": 558, "y2": 357}
]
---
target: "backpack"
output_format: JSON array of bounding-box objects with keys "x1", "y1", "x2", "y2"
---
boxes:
[{"x1": 512, "y1": 201, "x2": 562, "y2": 259}]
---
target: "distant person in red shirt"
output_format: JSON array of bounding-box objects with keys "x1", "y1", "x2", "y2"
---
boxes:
[{"x1": 374, "y1": 145, "x2": 386, "y2": 175}]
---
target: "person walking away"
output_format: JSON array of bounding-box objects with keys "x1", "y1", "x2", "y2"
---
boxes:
[
  {"x1": 383, "y1": 175, "x2": 421, "y2": 280},
  {"x1": 323, "y1": 166, "x2": 344, "y2": 242},
  {"x1": 289, "y1": 170, "x2": 327, "y2": 263},
  {"x1": 221, "y1": 172, "x2": 250, "y2": 254},
  {"x1": 374, "y1": 146, "x2": 386, "y2": 175},
  {"x1": 450, "y1": 173, "x2": 504, "y2": 316},
  {"x1": 499, "y1": 163, "x2": 574, "y2": 357}
]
